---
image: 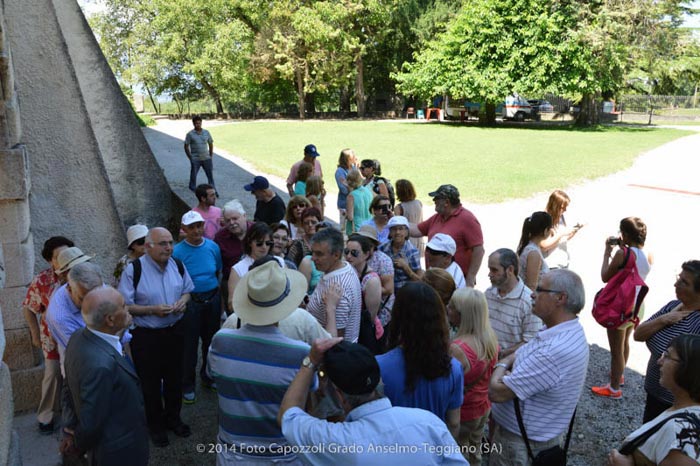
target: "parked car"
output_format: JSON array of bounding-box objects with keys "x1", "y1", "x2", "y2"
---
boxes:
[
  {"x1": 504, "y1": 94, "x2": 539, "y2": 121},
  {"x1": 528, "y1": 99, "x2": 554, "y2": 113}
]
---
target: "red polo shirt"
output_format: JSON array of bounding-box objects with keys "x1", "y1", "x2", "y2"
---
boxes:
[
  {"x1": 214, "y1": 222, "x2": 252, "y2": 280},
  {"x1": 418, "y1": 205, "x2": 483, "y2": 276}
]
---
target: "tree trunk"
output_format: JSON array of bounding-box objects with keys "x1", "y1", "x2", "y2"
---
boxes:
[
  {"x1": 198, "y1": 76, "x2": 224, "y2": 114},
  {"x1": 295, "y1": 66, "x2": 305, "y2": 119},
  {"x1": 305, "y1": 93, "x2": 316, "y2": 116},
  {"x1": 479, "y1": 102, "x2": 497, "y2": 124},
  {"x1": 339, "y1": 87, "x2": 351, "y2": 112},
  {"x1": 355, "y1": 55, "x2": 366, "y2": 117},
  {"x1": 576, "y1": 93, "x2": 600, "y2": 126},
  {"x1": 144, "y1": 83, "x2": 158, "y2": 114}
]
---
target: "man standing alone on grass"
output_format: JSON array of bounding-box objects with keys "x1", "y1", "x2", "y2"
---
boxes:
[{"x1": 184, "y1": 115, "x2": 216, "y2": 195}]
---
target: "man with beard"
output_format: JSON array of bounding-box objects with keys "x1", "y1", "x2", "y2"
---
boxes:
[{"x1": 485, "y1": 248, "x2": 542, "y2": 358}]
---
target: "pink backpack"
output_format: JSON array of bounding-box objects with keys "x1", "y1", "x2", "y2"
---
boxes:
[{"x1": 592, "y1": 247, "x2": 649, "y2": 329}]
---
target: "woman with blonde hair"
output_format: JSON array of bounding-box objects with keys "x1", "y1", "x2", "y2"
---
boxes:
[
  {"x1": 305, "y1": 175, "x2": 325, "y2": 216},
  {"x1": 447, "y1": 288, "x2": 499, "y2": 465},
  {"x1": 345, "y1": 170, "x2": 373, "y2": 235}
]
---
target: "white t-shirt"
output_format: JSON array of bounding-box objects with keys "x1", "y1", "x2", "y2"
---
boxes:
[{"x1": 623, "y1": 406, "x2": 700, "y2": 464}]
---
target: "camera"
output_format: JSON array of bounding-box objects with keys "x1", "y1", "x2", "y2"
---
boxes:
[
  {"x1": 379, "y1": 205, "x2": 390, "y2": 215},
  {"x1": 607, "y1": 236, "x2": 620, "y2": 246}
]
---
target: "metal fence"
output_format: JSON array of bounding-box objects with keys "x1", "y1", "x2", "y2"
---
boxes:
[{"x1": 617, "y1": 94, "x2": 700, "y2": 115}]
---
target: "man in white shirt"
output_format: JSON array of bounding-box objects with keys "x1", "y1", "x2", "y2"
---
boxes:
[
  {"x1": 488, "y1": 269, "x2": 589, "y2": 465},
  {"x1": 425, "y1": 233, "x2": 466, "y2": 289}
]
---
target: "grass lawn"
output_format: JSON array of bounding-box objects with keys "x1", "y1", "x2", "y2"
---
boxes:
[{"x1": 209, "y1": 121, "x2": 691, "y2": 204}]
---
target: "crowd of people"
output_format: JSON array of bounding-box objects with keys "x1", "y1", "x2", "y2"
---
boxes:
[{"x1": 20, "y1": 123, "x2": 699, "y2": 466}]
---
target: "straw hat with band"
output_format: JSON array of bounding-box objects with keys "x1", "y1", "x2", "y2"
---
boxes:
[
  {"x1": 232, "y1": 261, "x2": 307, "y2": 326},
  {"x1": 56, "y1": 247, "x2": 93, "y2": 274}
]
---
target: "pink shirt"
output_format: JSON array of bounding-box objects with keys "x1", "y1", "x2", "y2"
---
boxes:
[
  {"x1": 453, "y1": 339, "x2": 497, "y2": 421},
  {"x1": 418, "y1": 205, "x2": 483, "y2": 276},
  {"x1": 193, "y1": 205, "x2": 222, "y2": 239},
  {"x1": 286, "y1": 159, "x2": 323, "y2": 185}
]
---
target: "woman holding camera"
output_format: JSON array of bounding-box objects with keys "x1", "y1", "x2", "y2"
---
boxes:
[{"x1": 592, "y1": 217, "x2": 652, "y2": 399}]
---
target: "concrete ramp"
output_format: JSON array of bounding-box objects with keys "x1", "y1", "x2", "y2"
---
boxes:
[
  {"x1": 4, "y1": 0, "x2": 183, "y2": 268},
  {"x1": 1, "y1": 0, "x2": 187, "y2": 423}
]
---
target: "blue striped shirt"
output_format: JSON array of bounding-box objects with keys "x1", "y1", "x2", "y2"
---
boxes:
[
  {"x1": 207, "y1": 325, "x2": 316, "y2": 459},
  {"x1": 492, "y1": 318, "x2": 589, "y2": 441}
]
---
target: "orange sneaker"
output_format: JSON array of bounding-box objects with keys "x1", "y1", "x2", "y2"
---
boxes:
[{"x1": 592, "y1": 384, "x2": 622, "y2": 399}]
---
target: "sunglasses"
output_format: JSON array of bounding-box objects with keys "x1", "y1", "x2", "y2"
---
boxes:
[
  {"x1": 131, "y1": 238, "x2": 146, "y2": 246},
  {"x1": 254, "y1": 240, "x2": 274, "y2": 247},
  {"x1": 343, "y1": 248, "x2": 360, "y2": 258},
  {"x1": 426, "y1": 248, "x2": 449, "y2": 257}
]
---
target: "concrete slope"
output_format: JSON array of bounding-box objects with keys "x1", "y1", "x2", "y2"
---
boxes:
[{"x1": 3, "y1": 0, "x2": 183, "y2": 271}]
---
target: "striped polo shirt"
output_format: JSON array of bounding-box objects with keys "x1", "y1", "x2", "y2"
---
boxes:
[
  {"x1": 307, "y1": 262, "x2": 362, "y2": 342},
  {"x1": 207, "y1": 325, "x2": 315, "y2": 459},
  {"x1": 486, "y1": 279, "x2": 542, "y2": 352},
  {"x1": 492, "y1": 318, "x2": 589, "y2": 442},
  {"x1": 644, "y1": 300, "x2": 700, "y2": 404}
]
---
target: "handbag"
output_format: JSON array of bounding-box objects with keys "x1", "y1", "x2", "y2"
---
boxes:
[
  {"x1": 619, "y1": 411, "x2": 700, "y2": 455},
  {"x1": 514, "y1": 398, "x2": 575, "y2": 466},
  {"x1": 592, "y1": 247, "x2": 649, "y2": 329}
]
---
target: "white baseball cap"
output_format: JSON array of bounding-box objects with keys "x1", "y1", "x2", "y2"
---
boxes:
[
  {"x1": 181, "y1": 210, "x2": 205, "y2": 226},
  {"x1": 426, "y1": 233, "x2": 456, "y2": 256},
  {"x1": 387, "y1": 216, "x2": 409, "y2": 229}
]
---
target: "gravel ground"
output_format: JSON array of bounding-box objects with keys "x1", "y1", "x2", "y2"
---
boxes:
[{"x1": 17, "y1": 121, "x2": 700, "y2": 465}]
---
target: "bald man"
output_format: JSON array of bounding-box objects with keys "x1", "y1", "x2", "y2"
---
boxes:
[
  {"x1": 117, "y1": 227, "x2": 194, "y2": 447},
  {"x1": 63, "y1": 287, "x2": 149, "y2": 466}
]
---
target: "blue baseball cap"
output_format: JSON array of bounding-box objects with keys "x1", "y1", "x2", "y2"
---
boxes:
[
  {"x1": 304, "y1": 144, "x2": 320, "y2": 157},
  {"x1": 244, "y1": 176, "x2": 270, "y2": 192}
]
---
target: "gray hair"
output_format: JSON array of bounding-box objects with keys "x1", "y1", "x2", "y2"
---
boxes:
[
  {"x1": 222, "y1": 199, "x2": 246, "y2": 216},
  {"x1": 68, "y1": 262, "x2": 103, "y2": 291},
  {"x1": 547, "y1": 269, "x2": 585, "y2": 314},
  {"x1": 311, "y1": 227, "x2": 344, "y2": 255},
  {"x1": 83, "y1": 295, "x2": 119, "y2": 328},
  {"x1": 493, "y1": 248, "x2": 519, "y2": 276}
]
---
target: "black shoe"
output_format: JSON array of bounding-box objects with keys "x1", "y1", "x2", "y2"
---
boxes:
[
  {"x1": 168, "y1": 422, "x2": 191, "y2": 438},
  {"x1": 150, "y1": 430, "x2": 169, "y2": 447},
  {"x1": 38, "y1": 421, "x2": 54, "y2": 435}
]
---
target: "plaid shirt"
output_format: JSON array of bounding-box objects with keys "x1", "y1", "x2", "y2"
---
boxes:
[
  {"x1": 378, "y1": 240, "x2": 421, "y2": 290},
  {"x1": 22, "y1": 268, "x2": 61, "y2": 359}
]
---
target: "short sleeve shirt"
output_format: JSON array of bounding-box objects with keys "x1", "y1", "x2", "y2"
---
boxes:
[
  {"x1": 22, "y1": 268, "x2": 61, "y2": 359},
  {"x1": 418, "y1": 205, "x2": 483, "y2": 277},
  {"x1": 185, "y1": 129, "x2": 213, "y2": 161},
  {"x1": 287, "y1": 159, "x2": 323, "y2": 185},
  {"x1": 307, "y1": 262, "x2": 362, "y2": 342}
]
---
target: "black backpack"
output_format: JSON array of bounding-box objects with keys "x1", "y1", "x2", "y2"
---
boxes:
[
  {"x1": 131, "y1": 257, "x2": 185, "y2": 293},
  {"x1": 373, "y1": 176, "x2": 395, "y2": 208}
]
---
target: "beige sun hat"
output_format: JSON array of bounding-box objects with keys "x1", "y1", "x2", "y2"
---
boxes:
[
  {"x1": 126, "y1": 224, "x2": 148, "y2": 247},
  {"x1": 56, "y1": 247, "x2": 93, "y2": 274},
  {"x1": 356, "y1": 224, "x2": 379, "y2": 244},
  {"x1": 232, "y1": 261, "x2": 308, "y2": 326}
]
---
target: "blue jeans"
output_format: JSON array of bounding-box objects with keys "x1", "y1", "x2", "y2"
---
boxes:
[
  {"x1": 182, "y1": 290, "x2": 221, "y2": 393},
  {"x1": 189, "y1": 158, "x2": 216, "y2": 191}
]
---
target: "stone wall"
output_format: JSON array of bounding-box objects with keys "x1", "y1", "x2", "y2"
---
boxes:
[
  {"x1": 0, "y1": 0, "x2": 186, "y2": 434},
  {"x1": 0, "y1": 1, "x2": 25, "y2": 463}
]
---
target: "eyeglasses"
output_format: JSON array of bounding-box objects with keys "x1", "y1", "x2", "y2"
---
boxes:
[
  {"x1": 373, "y1": 204, "x2": 390, "y2": 210},
  {"x1": 535, "y1": 286, "x2": 563, "y2": 294},
  {"x1": 254, "y1": 240, "x2": 274, "y2": 247},
  {"x1": 132, "y1": 238, "x2": 146, "y2": 246},
  {"x1": 661, "y1": 350, "x2": 682, "y2": 363},
  {"x1": 344, "y1": 248, "x2": 360, "y2": 258}
]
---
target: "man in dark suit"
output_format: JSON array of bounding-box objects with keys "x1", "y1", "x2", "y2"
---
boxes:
[{"x1": 62, "y1": 286, "x2": 149, "y2": 466}]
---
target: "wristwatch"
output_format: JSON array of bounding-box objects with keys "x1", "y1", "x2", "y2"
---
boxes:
[
  {"x1": 302, "y1": 356, "x2": 317, "y2": 371},
  {"x1": 494, "y1": 362, "x2": 509, "y2": 370}
]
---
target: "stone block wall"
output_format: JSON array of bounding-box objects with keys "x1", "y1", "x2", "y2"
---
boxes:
[{"x1": 0, "y1": 2, "x2": 26, "y2": 464}]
